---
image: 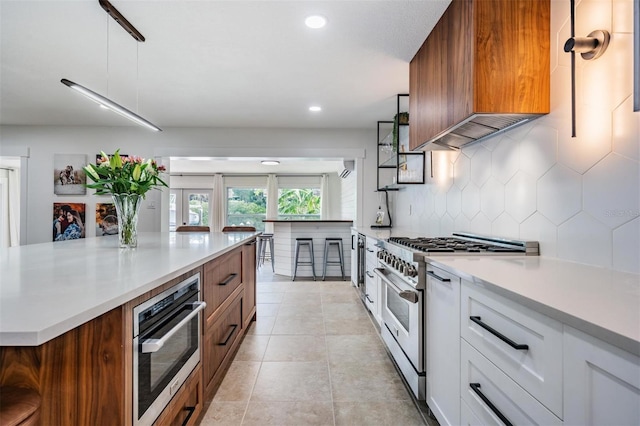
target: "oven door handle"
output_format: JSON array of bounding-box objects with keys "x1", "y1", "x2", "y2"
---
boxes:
[
  {"x1": 374, "y1": 267, "x2": 419, "y2": 304},
  {"x1": 140, "y1": 301, "x2": 206, "y2": 354}
]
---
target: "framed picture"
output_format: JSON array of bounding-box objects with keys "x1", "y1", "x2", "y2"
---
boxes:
[
  {"x1": 54, "y1": 154, "x2": 87, "y2": 195},
  {"x1": 96, "y1": 203, "x2": 119, "y2": 237},
  {"x1": 53, "y1": 202, "x2": 86, "y2": 241},
  {"x1": 96, "y1": 153, "x2": 128, "y2": 164}
]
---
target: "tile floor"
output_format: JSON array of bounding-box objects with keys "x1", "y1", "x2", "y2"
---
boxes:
[{"x1": 199, "y1": 267, "x2": 431, "y2": 426}]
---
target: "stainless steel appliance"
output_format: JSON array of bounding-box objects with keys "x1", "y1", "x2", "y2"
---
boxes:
[
  {"x1": 374, "y1": 232, "x2": 539, "y2": 401},
  {"x1": 356, "y1": 233, "x2": 366, "y2": 301},
  {"x1": 133, "y1": 273, "x2": 206, "y2": 426}
]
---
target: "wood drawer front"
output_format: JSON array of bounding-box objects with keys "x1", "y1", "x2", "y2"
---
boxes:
[
  {"x1": 203, "y1": 249, "x2": 242, "y2": 320},
  {"x1": 461, "y1": 281, "x2": 563, "y2": 417},
  {"x1": 461, "y1": 340, "x2": 562, "y2": 426},
  {"x1": 203, "y1": 292, "x2": 243, "y2": 391},
  {"x1": 153, "y1": 365, "x2": 202, "y2": 426}
]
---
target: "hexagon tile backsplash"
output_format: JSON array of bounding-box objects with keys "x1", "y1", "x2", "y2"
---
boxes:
[{"x1": 395, "y1": 0, "x2": 639, "y2": 274}]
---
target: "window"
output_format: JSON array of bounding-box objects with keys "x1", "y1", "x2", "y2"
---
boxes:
[
  {"x1": 227, "y1": 188, "x2": 266, "y2": 231},
  {"x1": 170, "y1": 189, "x2": 211, "y2": 231},
  {"x1": 278, "y1": 188, "x2": 321, "y2": 220}
]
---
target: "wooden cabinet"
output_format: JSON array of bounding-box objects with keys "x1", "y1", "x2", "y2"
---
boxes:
[
  {"x1": 203, "y1": 248, "x2": 243, "y2": 320},
  {"x1": 563, "y1": 326, "x2": 640, "y2": 425},
  {"x1": 153, "y1": 365, "x2": 203, "y2": 426},
  {"x1": 426, "y1": 265, "x2": 461, "y2": 426},
  {"x1": 242, "y1": 239, "x2": 257, "y2": 329},
  {"x1": 409, "y1": 0, "x2": 550, "y2": 151}
]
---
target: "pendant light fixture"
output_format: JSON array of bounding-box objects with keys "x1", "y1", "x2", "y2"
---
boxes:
[
  {"x1": 563, "y1": 0, "x2": 610, "y2": 137},
  {"x1": 61, "y1": 0, "x2": 161, "y2": 131}
]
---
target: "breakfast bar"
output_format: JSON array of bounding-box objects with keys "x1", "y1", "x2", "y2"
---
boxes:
[{"x1": 262, "y1": 220, "x2": 353, "y2": 279}]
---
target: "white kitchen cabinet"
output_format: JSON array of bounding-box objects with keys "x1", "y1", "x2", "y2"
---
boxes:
[
  {"x1": 460, "y1": 339, "x2": 562, "y2": 426},
  {"x1": 426, "y1": 264, "x2": 461, "y2": 426},
  {"x1": 364, "y1": 237, "x2": 381, "y2": 324},
  {"x1": 461, "y1": 281, "x2": 563, "y2": 417},
  {"x1": 563, "y1": 326, "x2": 640, "y2": 425}
]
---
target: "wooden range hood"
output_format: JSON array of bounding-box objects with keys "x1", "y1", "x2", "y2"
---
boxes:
[{"x1": 409, "y1": 0, "x2": 550, "y2": 151}]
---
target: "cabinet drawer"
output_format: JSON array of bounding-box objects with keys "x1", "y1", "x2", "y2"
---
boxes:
[
  {"x1": 364, "y1": 269, "x2": 377, "y2": 311},
  {"x1": 366, "y1": 237, "x2": 379, "y2": 254},
  {"x1": 203, "y1": 291, "x2": 243, "y2": 392},
  {"x1": 153, "y1": 365, "x2": 202, "y2": 426},
  {"x1": 203, "y1": 249, "x2": 242, "y2": 320},
  {"x1": 461, "y1": 281, "x2": 563, "y2": 417},
  {"x1": 461, "y1": 340, "x2": 562, "y2": 426}
]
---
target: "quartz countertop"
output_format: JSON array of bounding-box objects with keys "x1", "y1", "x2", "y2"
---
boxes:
[
  {"x1": 425, "y1": 256, "x2": 640, "y2": 356},
  {"x1": 264, "y1": 220, "x2": 353, "y2": 223},
  {"x1": 0, "y1": 232, "x2": 258, "y2": 346}
]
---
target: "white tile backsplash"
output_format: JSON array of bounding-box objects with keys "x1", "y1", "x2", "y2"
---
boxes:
[{"x1": 395, "y1": 0, "x2": 639, "y2": 273}]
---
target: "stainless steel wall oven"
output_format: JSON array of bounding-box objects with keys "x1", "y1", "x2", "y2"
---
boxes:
[{"x1": 133, "y1": 273, "x2": 206, "y2": 425}]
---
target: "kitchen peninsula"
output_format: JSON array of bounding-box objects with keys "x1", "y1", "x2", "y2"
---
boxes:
[
  {"x1": 0, "y1": 231, "x2": 258, "y2": 425},
  {"x1": 262, "y1": 219, "x2": 352, "y2": 278}
]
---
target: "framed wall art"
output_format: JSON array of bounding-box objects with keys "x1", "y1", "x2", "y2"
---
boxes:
[
  {"x1": 54, "y1": 154, "x2": 87, "y2": 195},
  {"x1": 53, "y1": 202, "x2": 86, "y2": 241},
  {"x1": 96, "y1": 203, "x2": 118, "y2": 237}
]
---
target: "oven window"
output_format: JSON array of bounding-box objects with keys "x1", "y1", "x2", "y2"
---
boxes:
[
  {"x1": 137, "y1": 302, "x2": 199, "y2": 419},
  {"x1": 386, "y1": 286, "x2": 410, "y2": 331}
]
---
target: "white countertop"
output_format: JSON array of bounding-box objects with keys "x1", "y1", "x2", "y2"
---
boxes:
[
  {"x1": 0, "y1": 232, "x2": 258, "y2": 346},
  {"x1": 426, "y1": 256, "x2": 640, "y2": 355}
]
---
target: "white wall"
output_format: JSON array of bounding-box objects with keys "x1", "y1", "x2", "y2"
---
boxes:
[
  {"x1": 394, "y1": 0, "x2": 639, "y2": 274},
  {"x1": 0, "y1": 126, "x2": 369, "y2": 244},
  {"x1": 340, "y1": 171, "x2": 357, "y2": 220}
]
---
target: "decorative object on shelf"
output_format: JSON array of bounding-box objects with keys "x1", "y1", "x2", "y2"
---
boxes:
[
  {"x1": 398, "y1": 153, "x2": 425, "y2": 184},
  {"x1": 392, "y1": 111, "x2": 409, "y2": 153},
  {"x1": 563, "y1": 0, "x2": 611, "y2": 136},
  {"x1": 84, "y1": 150, "x2": 167, "y2": 248}
]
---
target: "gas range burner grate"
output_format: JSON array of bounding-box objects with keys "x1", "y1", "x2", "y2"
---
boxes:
[{"x1": 388, "y1": 233, "x2": 539, "y2": 256}]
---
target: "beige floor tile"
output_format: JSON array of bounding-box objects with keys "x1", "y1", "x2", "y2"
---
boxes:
[
  {"x1": 234, "y1": 335, "x2": 270, "y2": 362},
  {"x1": 286, "y1": 281, "x2": 324, "y2": 292},
  {"x1": 256, "y1": 303, "x2": 280, "y2": 317},
  {"x1": 277, "y1": 302, "x2": 324, "y2": 317},
  {"x1": 200, "y1": 401, "x2": 247, "y2": 425},
  {"x1": 263, "y1": 335, "x2": 327, "y2": 362},
  {"x1": 272, "y1": 315, "x2": 326, "y2": 335},
  {"x1": 257, "y1": 282, "x2": 293, "y2": 293},
  {"x1": 329, "y1": 361, "x2": 412, "y2": 402},
  {"x1": 256, "y1": 292, "x2": 285, "y2": 303},
  {"x1": 242, "y1": 401, "x2": 334, "y2": 426},
  {"x1": 324, "y1": 317, "x2": 376, "y2": 335},
  {"x1": 321, "y1": 290, "x2": 360, "y2": 304},
  {"x1": 325, "y1": 334, "x2": 389, "y2": 364},
  {"x1": 334, "y1": 400, "x2": 425, "y2": 426},
  {"x1": 213, "y1": 361, "x2": 261, "y2": 402},
  {"x1": 319, "y1": 282, "x2": 353, "y2": 293},
  {"x1": 281, "y1": 291, "x2": 322, "y2": 305},
  {"x1": 322, "y1": 302, "x2": 370, "y2": 320},
  {"x1": 251, "y1": 361, "x2": 332, "y2": 402},
  {"x1": 245, "y1": 316, "x2": 275, "y2": 335}
]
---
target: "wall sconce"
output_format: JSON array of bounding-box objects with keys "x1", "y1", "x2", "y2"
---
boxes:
[{"x1": 563, "y1": 0, "x2": 611, "y2": 137}]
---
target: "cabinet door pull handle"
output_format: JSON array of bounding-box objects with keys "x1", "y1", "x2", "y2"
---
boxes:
[
  {"x1": 470, "y1": 316, "x2": 529, "y2": 350},
  {"x1": 218, "y1": 324, "x2": 238, "y2": 346},
  {"x1": 182, "y1": 406, "x2": 196, "y2": 426},
  {"x1": 367, "y1": 248, "x2": 374, "y2": 252},
  {"x1": 426, "y1": 270, "x2": 451, "y2": 282},
  {"x1": 366, "y1": 271, "x2": 374, "y2": 278},
  {"x1": 470, "y1": 383, "x2": 513, "y2": 426},
  {"x1": 219, "y1": 273, "x2": 238, "y2": 286},
  {"x1": 365, "y1": 294, "x2": 373, "y2": 303}
]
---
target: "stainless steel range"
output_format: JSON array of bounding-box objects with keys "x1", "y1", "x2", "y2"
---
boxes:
[{"x1": 374, "y1": 232, "x2": 539, "y2": 401}]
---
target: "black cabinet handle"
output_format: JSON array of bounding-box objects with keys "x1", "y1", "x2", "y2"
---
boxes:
[
  {"x1": 219, "y1": 273, "x2": 238, "y2": 286},
  {"x1": 182, "y1": 406, "x2": 196, "y2": 426},
  {"x1": 365, "y1": 294, "x2": 373, "y2": 303},
  {"x1": 367, "y1": 248, "x2": 374, "y2": 252},
  {"x1": 470, "y1": 383, "x2": 513, "y2": 426},
  {"x1": 218, "y1": 324, "x2": 238, "y2": 346},
  {"x1": 427, "y1": 270, "x2": 450, "y2": 282},
  {"x1": 366, "y1": 271, "x2": 374, "y2": 278},
  {"x1": 352, "y1": 235, "x2": 355, "y2": 251},
  {"x1": 470, "y1": 316, "x2": 529, "y2": 351}
]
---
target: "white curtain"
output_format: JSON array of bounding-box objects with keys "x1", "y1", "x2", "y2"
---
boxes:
[
  {"x1": 212, "y1": 173, "x2": 225, "y2": 232},
  {"x1": 320, "y1": 173, "x2": 330, "y2": 219},
  {"x1": 0, "y1": 168, "x2": 19, "y2": 249},
  {"x1": 265, "y1": 174, "x2": 278, "y2": 233}
]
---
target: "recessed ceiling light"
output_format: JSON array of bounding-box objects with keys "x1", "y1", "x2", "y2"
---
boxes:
[
  {"x1": 305, "y1": 15, "x2": 327, "y2": 29},
  {"x1": 309, "y1": 106, "x2": 322, "y2": 112},
  {"x1": 261, "y1": 160, "x2": 280, "y2": 165}
]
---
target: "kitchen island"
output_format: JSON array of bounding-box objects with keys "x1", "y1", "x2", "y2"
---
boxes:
[
  {"x1": 263, "y1": 220, "x2": 353, "y2": 278},
  {"x1": 0, "y1": 231, "x2": 259, "y2": 425}
]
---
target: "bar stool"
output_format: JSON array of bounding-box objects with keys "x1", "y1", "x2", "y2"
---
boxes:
[
  {"x1": 322, "y1": 237, "x2": 345, "y2": 281},
  {"x1": 257, "y1": 233, "x2": 275, "y2": 272},
  {"x1": 0, "y1": 386, "x2": 41, "y2": 426},
  {"x1": 293, "y1": 238, "x2": 316, "y2": 281}
]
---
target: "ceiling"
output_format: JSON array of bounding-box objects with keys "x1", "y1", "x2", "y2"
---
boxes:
[
  {"x1": 170, "y1": 157, "x2": 345, "y2": 174},
  {"x1": 0, "y1": 0, "x2": 450, "y2": 131}
]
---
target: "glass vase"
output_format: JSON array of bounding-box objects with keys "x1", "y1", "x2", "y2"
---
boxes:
[{"x1": 112, "y1": 193, "x2": 142, "y2": 248}]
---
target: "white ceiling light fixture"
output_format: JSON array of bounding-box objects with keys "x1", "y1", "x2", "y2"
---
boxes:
[
  {"x1": 261, "y1": 160, "x2": 280, "y2": 166},
  {"x1": 305, "y1": 15, "x2": 327, "y2": 29},
  {"x1": 309, "y1": 106, "x2": 322, "y2": 112},
  {"x1": 61, "y1": 0, "x2": 161, "y2": 131}
]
